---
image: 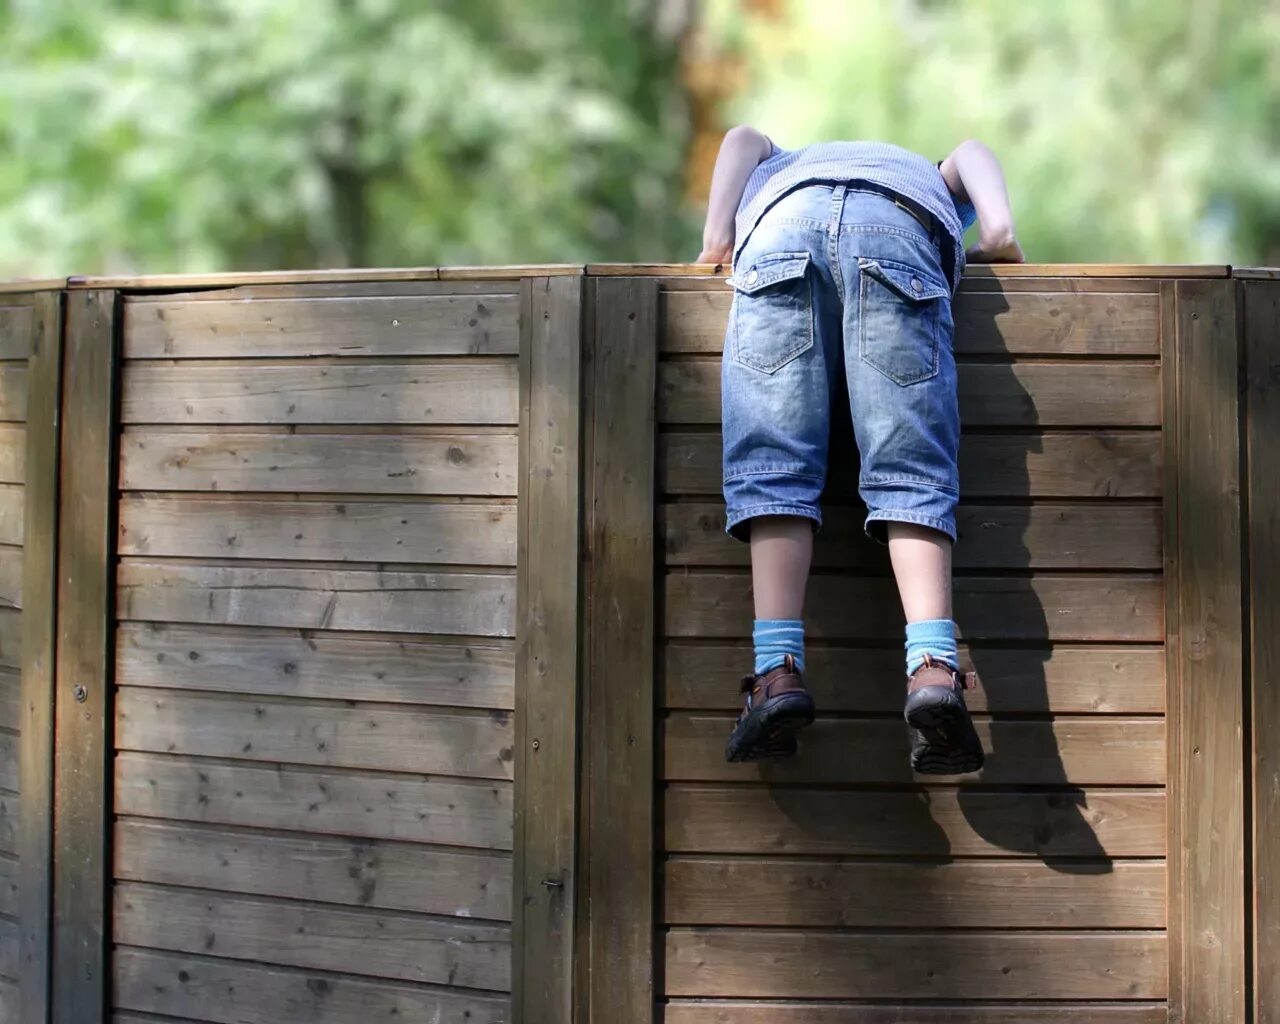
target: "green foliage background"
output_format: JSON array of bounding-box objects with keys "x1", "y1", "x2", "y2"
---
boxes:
[{"x1": 2, "y1": 0, "x2": 1279, "y2": 275}]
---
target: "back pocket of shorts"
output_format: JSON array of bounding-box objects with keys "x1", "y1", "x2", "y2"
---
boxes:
[
  {"x1": 858, "y1": 257, "x2": 949, "y2": 385},
  {"x1": 729, "y1": 251, "x2": 814, "y2": 374}
]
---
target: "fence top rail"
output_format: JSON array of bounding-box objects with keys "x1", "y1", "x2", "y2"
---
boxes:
[
  {"x1": 1233, "y1": 266, "x2": 1280, "y2": 279},
  {"x1": 0, "y1": 278, "x2": 67, "y2": 293}
]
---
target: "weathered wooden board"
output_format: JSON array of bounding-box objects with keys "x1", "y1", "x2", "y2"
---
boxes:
[
  {"x1": 115, "y1": 689, "x2": 515, "y2": 779},
  {"x1": 0, "y1": 855, "x2": 15, "y2": 917},
  {"x1": 0, "y1": 791, "x2": 17, "y2": 853},
  {"x1": 664, "y1": 714, "x2": 1164, "y2": 785},
  {"x1": 115, "y1": 752, "x2": 512, "y2": 850},
  {"x1": 115, "y1": 819, "x2": 512, "y2": 920},
  {"x1": 664, "y1": 785, "x2": 1165, "y2": 857},
  {"x1": 120, "y1": 429, "x2": 519, "y2": 495},
  {"x1": 665, "y1": 929, "x2": 1166, "y2": 999},
  {"x1": 117, "y1": 622, "x2": 515, "y2": 708},
  {"x1": 117, "y1": 562, "x2": 516, "y2": 637},
  {"x1": 0, "y1": 366, "x2": 26, "y2": 423},
  {"x1": 0, "y1": 914, "x2": 17, "y2": 980},
  {"x1": 663, "y1": 858, "x2": 1164, "y2": 928},
  {"x1": 0, "y1": 487, "x2": 22, "y2": 547},
  {"x1": 125, "y1": 294, "x2": 520, "y2": 357},
  {"x1": 118, "y1": 496, "x2": 518, "y2": 565},
  {"x1": 658, "y1": 431, "x2": 1162, "y2": 498},
  {"x1": 0, "y1": 546, "x2": 21, "y2": 610},
  {"x1": 658, "y1": 360, "x2": 1160, "y2": 427},
  {"x1": 122, "y1": 360, "x2": 519, "y2": 424},
  {"x1": 114, "y1": 948, "x2": 508, "y2": 1023},
  {"x1": 0, "y1": 427, "x2": 23, "y2": 484},
  {"x1": 0, "y1": 611, "x2": 17, "y2": 671},
  {"x1": 0, "y1": 735, "x2": 14, "y2": 793},
  {"x1": 662, "y1": 502, "x2": 1161, "y2": 570},
  {"x1": 663, "y1": 643, "x2": 1166, "y2": 713},
  {"x1": 0, "y1": 306, "x2": 34, "y2": 360},
  {"x1": 664, "y1": 573, "x2": 1164, "y2": 642},
  {"x1": 661, "y1": 290, "x2": 1160, "y2": 356},
  {"x1": 661, "y1": 1000, "x2": 1169, "y2": 1023},
  {"x1": 115, "y1": 882, "x2": 511, "y2": 991},
  {"x1": 0, "y1": 671, "x2": 17, "y2": 729}
]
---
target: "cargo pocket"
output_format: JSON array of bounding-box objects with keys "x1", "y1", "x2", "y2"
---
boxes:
[
  {"x1": 728, "y1": 252, "x2": 814, "y2": 374},
  {"x1": 858, "y1": 257, "x2": 950, "y2": 385}
]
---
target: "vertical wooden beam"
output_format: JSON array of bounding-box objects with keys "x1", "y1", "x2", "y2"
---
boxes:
[
  {"x1": 584, "y1": 278, "x2": 657, "y2": 1024},
  {"x1": 514, "y1": 276, "x2": 584, "y2": 1024},
  {"x1": 19, "y1": 290, "x2": 62, "y2": 1024},
  {"x1": 1167, "y1": 278, "x2": 1246, "y2": 1024},
  {"x1": 52, "y1": 290, "x2": 119, "y2": 1024},
  {"x1": 1244, "y1": 278, "x2": 1280, "y2": 1024}
]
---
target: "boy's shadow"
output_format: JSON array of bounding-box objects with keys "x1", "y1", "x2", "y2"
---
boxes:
[{"x1": 762, "y1": 282, "x2": 1110, "y2": 876}]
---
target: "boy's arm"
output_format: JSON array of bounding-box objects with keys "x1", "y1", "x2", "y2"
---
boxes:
[
  {"x1": 939, "y1": 140, "x2": 1025, "y2": 263},
  {"x1": 696, "y1": 125, "x2": 775, "y2": 266}
]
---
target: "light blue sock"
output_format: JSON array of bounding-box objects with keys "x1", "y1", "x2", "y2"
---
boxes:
[
  {"x1": 753, "y1": 619, "x2": 805, "y2": 675},
  {"x1": 905, "y1": 618, "x2": 958, "y2": 675}
]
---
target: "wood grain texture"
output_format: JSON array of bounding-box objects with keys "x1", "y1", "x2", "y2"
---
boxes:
[
  {"x1": 662, "y1": 502, "x2": 1161, "y2": 570},
  {"x1": 597, "y1": 262, "x2": 1226, "y2": 279},
  {"x1": 0, "y1": 611, "x2": 17, "y2": 672},
  {"x1": 125, "y1": 293, "x2": 520, "y2": 358},
  {"x1": 114, "y1": 882, "x2": 511, "y2": 991},
  {"x1": 657, "y1": 360, "x2": 1160, "y2": 427},
  {"x1": 0, "y1": 427, "x2": 24, "y2": 485},
  {"x1": 663, "y1": 714, "x2": 1164, "y2": 785},
  {"x1": 117, "y1": 561, "x2": 516, "y2": 637},
  {"x1": 19, "y1": 288, "x2": 60, "y2": 1023},
  {"x1": 118, "y1": 495, "x2": 518, "y2": 565},
  {"x1": 663, "y1": 643, "x2": 1166, "y2": 713},
  {"x1": 122, "y1": 359, "x2": 519, "y2": 424},
  {"x1": 115, "y1": 818, "x2": 512, "y2": 920},
  {"x1": 585, "y1": 278, "x2": 657, "y2": 1024},
  {"x1": 661, "y1": 290, "x2": 1159, "y2": 356},
  {"x1": 514, "y1": 276, "x2": 582, "y2": 1024},
  {"x1": 664, "y1": 573, "x2": 1164, "y2": 641},
  {"x1": 117, "y1": 622, "x2": 515, "y2": 708},
  {"x1": 661, "y1": 1001, "x2": 1169, "y2": 1024},
  {"x1": 115, "y1": 688, "x2": 515, "y2": 779},
  {"x1": 115, "y1": 751, "x2": 512, "y2": 850},
  {"x1": 0, "y1": 305, "x2": 33, "y2": 360},
  {"x1": 0, "y1": 914, "x2": 17, "y2": 979},
  {"x1": 663, "y1": 858, "x2": 1164, "y2": 928},
  {"x1": 53, "y1": 289, "x2": 118, "y2": 1024},
  {"x1": 0, "y1": 547, "x2": 21, "y2": 610},
  {"x1": 120, "y1": 428, "x2": 518, "y2": 494},
  {"x1": 0, "y1": 854, "x2": 15, "y2": 917},
  {"x1": 0, "y1": 486, "x2": 23, "y2": 547},
  {"x1": 0, "y1": 366, "x2": 27, "y2": 423},
  {"x1": 113, "y1": 947, "x2": 508, "y2": 1024},
  {"x1": 1169, "y1": 279, "x2": 1245, "y2": 1024},
  {"x1": 665, "y1": 785, "x2": 1165, "y2": 857},
  {"x1": 664, "y1": 929, "x2": 1166, "y2": 999},
  {"x1": 659, "y1": 431, "x2": 1162, "y2": 498},
  {"x1": 1245, "y1": 279, "x2": 1280, "y2": 1024}
]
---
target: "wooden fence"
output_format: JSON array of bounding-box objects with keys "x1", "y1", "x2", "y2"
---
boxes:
[{"x1": 0, "y1": 263, "x2": 1273, "y2": 1024}]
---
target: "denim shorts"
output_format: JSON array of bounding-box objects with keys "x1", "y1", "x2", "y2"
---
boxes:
[{"x1": 722, "y1": 183, "x2": 960, "y2": 542}]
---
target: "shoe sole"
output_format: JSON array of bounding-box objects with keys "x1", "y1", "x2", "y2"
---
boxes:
[
  {"x1": 905, "y1": 687, "x2": 984, "y2": 775},
  {"x1": 725, "y1": 692, "x2": 816, "y2": 763}
]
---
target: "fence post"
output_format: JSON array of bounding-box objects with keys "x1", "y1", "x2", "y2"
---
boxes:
[
  {"x1": 1165, "y1": 277, "x2": 1246, "y2": 1024},
  {"x1": 52, "y1": 289, "x2": 119, "y2": 1024}
]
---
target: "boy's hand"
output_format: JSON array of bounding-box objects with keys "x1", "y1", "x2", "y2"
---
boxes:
[
  {"x1": 966, "y1": 229, "x2": 1025, "y2": 264},
  {"x1": 695, "y1": 238, "x2": 734, "y2": 267}
]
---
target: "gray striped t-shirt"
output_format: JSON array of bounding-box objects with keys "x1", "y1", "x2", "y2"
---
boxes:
[{"x1": 734, "y1": 139, "x2": 978, "y2": 288}]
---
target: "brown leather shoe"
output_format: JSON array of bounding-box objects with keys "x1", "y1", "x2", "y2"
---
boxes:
[
  {"x1": 725, "y1": 655, "x2": 816, "y2": 762},
  {"x1": 904, "y1": 654, "x2": 984, "y2": 775}
]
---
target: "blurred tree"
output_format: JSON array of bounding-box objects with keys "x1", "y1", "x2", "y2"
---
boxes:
[{"x1": 0, "y1": 0, "x2": 700, "y2": 274}]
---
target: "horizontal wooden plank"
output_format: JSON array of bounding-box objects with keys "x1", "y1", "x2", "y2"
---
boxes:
[
  {"x1": 665, "y1": 929, "x2": 1166, "y2": 1000},
  {"x1": 0, "y1": 670, "x2": 18, "y2": 729},
  {"x1": 607, "y1": 262, "x2": 1226, "y2": 279},
  {"x1": 117, "y1": 561, "x2": 516, "y2": 637},
  {"x1": 665, "y1": 785, "x2": 1165, "y2": 857},
  {"x1": 125, "y1": 294, "x2": 520, "y2": 358},
  {"x1": 0, "y1": 486, "x2": 22, "y2": 547},
  {"x1": 115, "y1": 882, "x2": 511, "y2": 991},
  {"x1": 0, "y1": 547, "x2": 19, "y2": 610},
  {"x1": 0, "y1": 610, "x2": 18, "y2": 671},
  {"x1": 0, "y1": 737, "x2": 14, "y2": 797},
  {"x1": 0, "y1": 427, "x2": 23, "y2": 485},
  {"x1": 115, "y1": 818, "x2": 511, "y2": 920},
  {"x1": 119, "y1": 429, "x2": 518, "y2": 495},
  {"x1": 658, "y1": 361, "x2": 1160, "y2": 427},
  {"x1": 118, "y1": 623, "x2": 514, "y2": 708},
  {"x1": 663, "y1": 502, "x2": 1161, "y2": 570},
  {"x1": 122, "y1": 360, "x2": 519, "y2": 424},
  {"x1": 0, "y1": 366, "x2": 25, "y2": 424},
  {"x1": 114, "y1": 947, "x2": 508, "y2": 1023},
  {"x1": 0, "y1": 914, "x2": 15, "y2": 980},
  {"x1": 664, "y1": 858, "x2": 1164, "y2": 928},
  {"x1": 0, "y1": 856, "x2": 15, "y2": 918},
  {"x1": 661, "y1": 1001, "x2": 1169, "y2": 1024},
  {"x1": 115, "y1": 751, "x2": 512, "y2": 850},
  {"x1": 0, "y1": 278, "x2": 64, "y2": 294},
  {"x1": 664, "y1": 643, "x2": 1165, "y2": 713},
  {"x1": 665, "y1": 574, "x2": 1164, "y2": 642},
  {"x1": 662, "y1": 291, "x2": 1159, "y2": 356},
  {"x1": 0, "y1": 306, "x2": 33, "y2": 360},
  {"x1": 0, "y1": 975, "x2": 12, "y2": 1018},
  {"x1": 119, "y1": 496, "x2": 517, "y2": 566},
  {"x1": 0, "y1": 792, "x2": 16, "y2": 853},
  {"x1": 664, "y1": 714, "x2": 1164, "y2": 785},
  {"x1": 116, "y1": 689, "x2": 515, "y2": 780},
  {"x1": 659, "y1": 431, "x2": 1162, "y2": 498}
]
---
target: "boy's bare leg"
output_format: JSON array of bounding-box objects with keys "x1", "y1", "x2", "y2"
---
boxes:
[
  {"x1": 750, "y1": 515, "x2": 813, "y2": 619},
  {"x1": 886, "y1": 522, "x2": 952, "y2": 622}
]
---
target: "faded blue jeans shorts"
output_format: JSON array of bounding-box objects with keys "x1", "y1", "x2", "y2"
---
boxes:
[{"x1": 722, "y1": 182, "x2": 960, "y2": 542}]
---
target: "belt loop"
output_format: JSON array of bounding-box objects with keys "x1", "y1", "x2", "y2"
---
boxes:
[{"x1": 829, "y1": 183, "x2": 847, "y2": 234}]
